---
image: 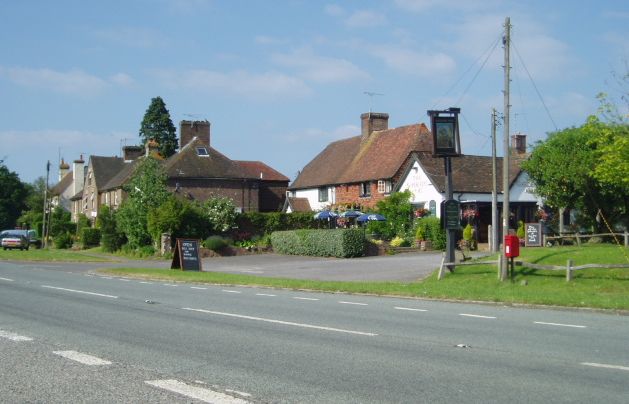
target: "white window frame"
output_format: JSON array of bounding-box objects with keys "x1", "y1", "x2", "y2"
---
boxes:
[
  {"x1": 377, "y1": 180, "x2": 392, "y2": 194},
  {"x1": 318, "y1": 187, "x2": 328, "y2": 202}
]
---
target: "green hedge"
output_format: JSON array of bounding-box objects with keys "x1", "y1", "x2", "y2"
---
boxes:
[
  {"x1": 237, "y1": 212, "x2": 318, "y2": 236},
  {"x1": 271, "y1": 228, "x2": 365, "y2": 258},
  {"x1": 80, "y1": 228, "x2": 101, "y2": 249}
]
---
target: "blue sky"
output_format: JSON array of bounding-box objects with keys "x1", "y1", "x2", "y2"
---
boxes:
[{"x1": 1, "y1": 0, "x2": 627, "y2": 185}]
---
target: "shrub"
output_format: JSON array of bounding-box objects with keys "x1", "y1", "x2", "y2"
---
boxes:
[
  {"x1": 204, "y1": 235, "x2": 227, "y2": 251},
  {"x1": 419, "y1": 217, "x2": 446, "y2": 250},
  {"x1": 80, "y1": 228, "x2": 101, "y2": 249},
  {"x1": 271, "y1": 228, "x2": 365, "y2": 258},
  {"x1": 98, "y1": 205, "x2": 125, "y2": 253},
  {"x1": 53, "y1": 233, "x2": 73, "y2": 249},
  {"x1": 390, "y1": 236, "x2": 409, "y2": 247},
  {"x1": 517, "y1": 220, "x2": 525, "y2": 239}
]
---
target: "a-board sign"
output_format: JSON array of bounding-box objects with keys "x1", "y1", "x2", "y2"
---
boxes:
[
  {"x1": 525, "y1": 223, "x2": 542, "y2": 247},
  {"x1": 441, "y1": 199, "x2": 461, "y2": 230},
  {"x1": 171, "y1": 238, "x2": 202, "y2": 271}
]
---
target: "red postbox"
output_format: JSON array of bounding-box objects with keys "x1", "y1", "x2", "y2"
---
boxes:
[{"x1": 504, "y1": 235, "x2": 520, "y2": 258}]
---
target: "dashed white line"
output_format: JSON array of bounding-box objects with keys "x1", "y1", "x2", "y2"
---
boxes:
[
  {"x1": 0, "y1": 277, "x2": 14, "y2": 282},
  {"x1": 581, "y1": 362, "x2": 629, "y2": 371},
  {"x1": 339, "y1": 301, "x2": 368, "y2": 306},
  {"x1": 293, "y1": 297, "x2": 319, "y2": 301},
  {"x1": 239, "y1": 270, "x2": 264, "y2": 274},
  {"x1": 118, "y1": 279, "x2": 131, "y2": 282},
  {"x1": 146, "y1": 379, "x2": 250, "y2": 403},
  {"x1": 534, "y1": 321, "x2": 586, "y2": 329},
  {"x1": 256, "y1": 293, "x2": 276, "y2": 297},
  {"x1": 41, "y1": 285, "x2": 118, "y2": 299},
  {"x1": 191, "y1": 286, "x2": 208, "y2": 290},
  {"x1": 182, "y1": 308, "x2": 378, "y2": 336},
  {"x1": 53, "y1": 350, "x2": 112, "y2": 366},
  {"x1": 395, "y1": 306, "x2": 428, "y2": 312},
  {"x1": 163, "y1": 284, "x2": 178, "y2": 287},
  {"x1": 459, "y1": 313, "x2": 497, "y2": 319},
  {"x1": 222, "y1": 290, "x2": 242, "y2": 294},
  {"x1": 0, "y1": 329, "x2": 33, "y2": 341},
  {"x1": 139, "y1": 281, "x2": 152, "y2": 284}
]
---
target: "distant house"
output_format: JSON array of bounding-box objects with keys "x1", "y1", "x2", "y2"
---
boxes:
[
  {"x1": 288, "y1": 112, "x2": 540, "y2": 242},
  {"x1": 50, "y1": 157, "x2": 85, "y2": 215}
]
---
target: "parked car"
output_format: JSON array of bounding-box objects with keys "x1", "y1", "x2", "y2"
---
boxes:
[
  {"x1": 1, "y1": 232, "x2": 29, "y2": 250},
  {"x1": 1, "y1": 229, "x2": 40, "y2": 248}
]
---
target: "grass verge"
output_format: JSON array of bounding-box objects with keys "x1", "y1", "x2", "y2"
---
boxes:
[
  {"x1": 100, "y1": 244, "x2": 629, "y2": 311},
  {"x1": 0, "y1": 247, "x2": 112, "y2": 262}
]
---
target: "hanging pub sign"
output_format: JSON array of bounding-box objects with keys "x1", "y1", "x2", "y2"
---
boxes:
[
  {"x1": 428, "y1": 108, "x2": 461, "y2": 157},
  {"x1": 171, "y1": 238, "x2": 202, "y2": 271}
]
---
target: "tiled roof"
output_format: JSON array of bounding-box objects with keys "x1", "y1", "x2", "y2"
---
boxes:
[
  {"x1": 235, "y1": 160, "x2": 290, "y2": 182},
  {"x1": 290, "y1": 123, "x2": 431, "y2": 189},
  {"x1": 416, "y1": 152, "x2": 524, "y2": 194},
  {"x1": 90, "y1": 156, "x2": 125, "y2": 190},
  {"x1": 286, "y1": 197, "x2": 312, "y2": 212},
  {"x1": 164, "y1": 137, "x2": 248, "y2": 179},
  {"x1": 101, "y1": 160, "x2": 139, "y2": 191},
  {"x1": 50, "y1": 172, "x2": 73, "y2": 195}
]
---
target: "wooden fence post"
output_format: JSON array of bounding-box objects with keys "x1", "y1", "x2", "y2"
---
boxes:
[
  {"x1": 437, "y1": 253, "x2": 446, "y2": 280},
  {"x1": 625, "y1": 231, "x2": 628, "y2": 248},
  {"x1": 566, "y1": 259, "x2": 573, "y2": 282}
]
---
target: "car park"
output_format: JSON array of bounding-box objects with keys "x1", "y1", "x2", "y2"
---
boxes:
[{"x1": 1, "y1": 232, "x2": 29, "y2": 250}]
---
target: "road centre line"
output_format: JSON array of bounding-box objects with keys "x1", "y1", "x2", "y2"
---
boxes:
[
  {"x1": 146, "y1": 379, "x2": 250, "y2": 404},
  {"x1": 191, "y1": 286, "x2": 208, "y2": 290},
  {"x1": 118, "y1": 279, "x2": 130, "y2": 282},
  {"x1": 293, "y1": 297, "x2": 319, "y2": 301},
  {"x1": 534, "y1": 321, "x2": 586, "y2": 328},
  {"x1": 182, "y1": 308, "x2": 378, "y2": 336},
  {"x1": 139, "y1": 281, "x2": 152, "y2": 284},
  {"x1": 339, "y1": 301, "x2": 368, "y2": 306},
  {"x1": 395, "y1": 306, "x2": 428, "y2": 312},
  {"x1": 41, "y1": 285, "x2": 118, "y2": 299},
  {"x1": 256, "y1": 293, "x2": 276, "y2": 297},
  {"x1": 222, "y1": 289, "x2": 242, "y2": 294},
  {"x1": 581, "y1": 362, "x2": 629, "y2": 371},
  {"x1": 0, "y1": 329, "x2": 33, "y2": 341},
  {"x1": 459, "y1": 313, "x2": 497, "y2": 319},
  {"x1": 163, "y1": 284, "x2": 178, "y2": 287},
  {"x1": 53, "y1": 350, "x2": 112, "y2": 366},
  {"x1": 0, "y1": 277, "x2": 14, "y2": 282}
]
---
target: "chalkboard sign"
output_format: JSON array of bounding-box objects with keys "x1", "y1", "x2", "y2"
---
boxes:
[
  {"x1": 525, "y1": 223, "x2": 541, "y2": 247},
  {"x1": 441, "y1": 199, "x2": 461, "y2": 230},
  {"x1": 171, "y1": 238, "x2": 202, "y2": 271}
]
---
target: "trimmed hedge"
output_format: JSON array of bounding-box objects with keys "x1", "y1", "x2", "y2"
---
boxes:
[
  {"x1": 236, "y1": 212, "x2": 318, "y2": 236},
  {"x1": 271, "y1": 228, "x2": 365, "y2": 258},
  {"x1": 80, "y1": 228, "x2": 101, "y2": 249}
]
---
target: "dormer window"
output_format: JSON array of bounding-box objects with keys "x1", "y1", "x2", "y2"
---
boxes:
[{"x1": 196, "y1": 147, "x2": 209, "y2": 156}]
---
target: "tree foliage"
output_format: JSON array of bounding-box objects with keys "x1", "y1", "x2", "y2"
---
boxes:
[
  {"x1": 139, "y1": 96, "x2": 178, "y2": 158},
  {"x1": 203, "y1": 197, "x2": 238, "y2": 233},
  {"x1": 368, "y1": 190, "x2": 413, "y2": 240},
  {"x1": 0, "y1": 162, "x2": 28, "y2": 230},
  {"x1": 17, "y1": 177, "x2": 46, "y2": 235},
  {"x1": 97, "y1": 205, "x2": 125, "y2": 252},
  {"x1": 147, "y1": 195, "x2": 209, "y2": 243}
]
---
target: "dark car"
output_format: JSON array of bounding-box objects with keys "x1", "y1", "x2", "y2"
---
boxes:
[{"x1": 1, "y1": 232, "x2": 29, "y2": 250}]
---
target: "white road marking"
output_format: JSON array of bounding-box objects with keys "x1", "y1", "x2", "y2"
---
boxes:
[
  {"x1": 0, "y1": 329, "x2": 33, "y2": 341},
  {"x1": 53, "y1": 350, "x2": 112, "y2": 365},
  {"x1": 119, "y1": 279, "x2": 130, "y2": 282},
  {"x1": 146, "y1": 379, "x2": 250, "y2": 404},
  {"x1": 239, "y1": 270, "x2": 264, "y2": 274},
  {"x1": 256, "y1": 293, "x2": 276, "y2": 297},
  {"x1": 225, "y1": 389, "x2": 252, "y2": 398},
  {"x1": 339, "y1": 301, "x2": 368, "y2": 306},
  {"x1": 395, "y1": 306, "x2": 428, "y2": 312},
  {"x1": 139, "y1": 281, "x2": 152, "y2": 284},
  {"x1": 222, "y1": 290, "x2": 242, "y2": 294},
  {"x1": 459, "y1": 313, "x2": 496, "y2": 319},
  {"x1": 163, "y1": 284, "x2": 178, "y2": 287},
  {"x1": 182, "y1": 308, "x2": 378, "y2": 336},
  {"x1": 0, "y1": 277, "x2": 14, "y2": 282},
  {"x1": 534, "y1": 321, "x2": 586, "y2": 329},
  {"x1": 581, "y1": 362, "x2": 629, "y2": 371},
  {"x1": 293, "y1": 297, "x2": 319, "y2": 301},
  {"x1": 41, "y1": 285, "x2": 118, "y2": 299},
  {"x1": 191, "y1": 286, "x2": 208, "y2": 290},
  {"x1": 100, "y1": 276, "x2": 113, "y2": 280}
]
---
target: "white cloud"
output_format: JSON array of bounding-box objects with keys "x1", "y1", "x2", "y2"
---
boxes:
[
  {"x1": 324, "y1": 4, "x2": 345, "y2": 17},
  {"x1": 153, "y1": 68, "x2": 312, "y2": 99},
  {"x1": 109, "y1": 73, "x2": 134, "y2": 86},
  {"x1": 0, "y1": 67, "x2": 107, "y2": 95},
  {"x1": 393, "y1": 0, "x2": 438, "y2": 13},
  {"x1": 345, "y1": 10, "x2": 387, "y2": 28},
  {"x1": 254, "y1": 35, "x2": 288, "y2": 46},
  {"x1": 271, "y1": 48, "x2": 370, "y2": 83},
  {"x1": 394, "y1": 0, "x2": 500, "y2": 13},
  {"x1": 368, "y1": 46, "x2": 456, "y2": 77},
  {"x1": 282, "y1": 124, "x2": 359, "y2": 143}
]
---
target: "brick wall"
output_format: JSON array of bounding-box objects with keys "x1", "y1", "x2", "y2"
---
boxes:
[
  {"x1": 334, "y1": 181, "x2": 390, "y2": 210},
  {"x1": 168, "y1": 178, "x2": 260, "y2": 212}
]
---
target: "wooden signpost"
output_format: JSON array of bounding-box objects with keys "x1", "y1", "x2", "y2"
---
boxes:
[{"x1": 171, "y1": 238, "x2": 202, "y2": 271}]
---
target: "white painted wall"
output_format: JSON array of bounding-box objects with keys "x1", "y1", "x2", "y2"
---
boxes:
[
  {"x1": 510, "y1": 172, "x2": 542, "y2": 204},
  {"x1": 293, "y1": 187, "x2": 335, "y2": 211},
  {"x1": 398, "y1": 161, "x2": 443, "y2": 216}
]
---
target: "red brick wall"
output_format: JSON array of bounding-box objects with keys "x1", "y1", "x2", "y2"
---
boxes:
[
  {"x1": 334, "y1": 181, "x2": 390, "y2": 210},
  {"x1": 167, "y1": 178, "x2": 259, "y2": 212}
]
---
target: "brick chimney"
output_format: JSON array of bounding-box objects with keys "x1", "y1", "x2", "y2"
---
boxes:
[
  {"x1": 123, "y1": 145, "x2": 143, "y2": 161},
  {"x1": 361, "y1": 112, "x2": 389, "y2": 143},
  {"x1": 73, "y1": 155, "x2": 85, "y2": 196},
  {"x1": 511, "y1": 133, "x2": 527, "y2": 154},
  {"x1": 59, "y1": 159, "x2": 70, "y2": 181},
  {"x1": 180, "y1": 120, "x2": 210, "y2": 149}
]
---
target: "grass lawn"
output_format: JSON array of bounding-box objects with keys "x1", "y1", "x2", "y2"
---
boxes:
[
  {"x1": 101, "y1": 243, "x2": 629, "y2": 311},
  {"x1": 0, "y1": 247, "x2": 112, "y2": 262}
]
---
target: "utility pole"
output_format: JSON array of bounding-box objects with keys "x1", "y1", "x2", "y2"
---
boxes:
[
  {"x1": 500, "y1": 17, "x2": 511, "y2": 280},
  {"x1": 42, "y1": 161, "x2": 50, "y2": 249},
  {"x1": 491, "y1": 108, "x2": 499, "y2": 253}
]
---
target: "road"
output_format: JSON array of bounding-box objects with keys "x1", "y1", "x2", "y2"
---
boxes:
[{"x1": 1, "y1": 260, "x2": 628, "y2": 403}]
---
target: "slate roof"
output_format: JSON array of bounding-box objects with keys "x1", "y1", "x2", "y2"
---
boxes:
[
  {"x1": 101, "y1": 160, "x2": 139, "y2": 191},
  {"x1": 235, "y1": 161, "x2": 290, "y2": 182},
  {"x1": 90, "y1": 156, "x2": 126, "y2": 189},
  {"x1": 290, "y1": 123, "x2": 431, "y2": 189},
  {"x1": 415, "y1": 152, "x2": 525, "y2": 194},
  {"x1": 164, "y1": 137, "x2": 248, "y2": 179}
]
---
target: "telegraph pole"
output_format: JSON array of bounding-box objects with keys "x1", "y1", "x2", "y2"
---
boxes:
[
  {"x1": 42, "y1": 161, "x2": 50, "y2": 249},
  {"x1": 491, "y1": 108, "x2": 498, "y2": 253},
  {"x1": 500, "y1": 17, "x2": 511, "y2": 280}
]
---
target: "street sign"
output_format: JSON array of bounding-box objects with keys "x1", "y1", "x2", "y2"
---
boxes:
[
  {"x1": 525, "y1": 223, "x2": 541, "y2": 247},
  {"x1": 171, "y1": 238, "x2": 202, "y2": 271},
  {"x1": 442, "y1": 199, "x2": 461, "y2": 230}
]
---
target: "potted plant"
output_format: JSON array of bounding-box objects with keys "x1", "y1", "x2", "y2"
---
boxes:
[{"x1": 415, "y1": 223, "x2": 431, "y2": 250}]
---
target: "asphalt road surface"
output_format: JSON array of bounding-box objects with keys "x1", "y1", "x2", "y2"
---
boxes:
[{"x1": 1, "y1": 259, "x2": 628, "y2": 403}]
